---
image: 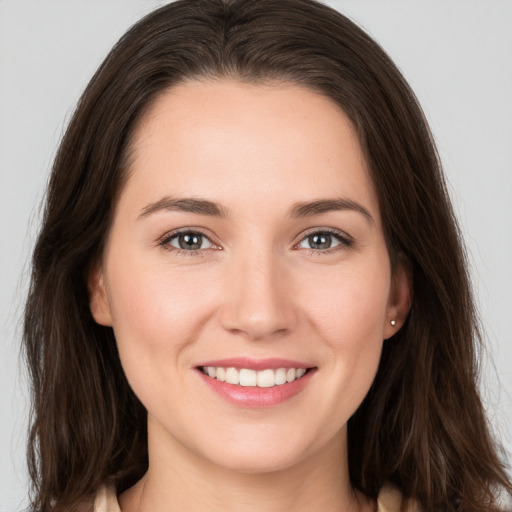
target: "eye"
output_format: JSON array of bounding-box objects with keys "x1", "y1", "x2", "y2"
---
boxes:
[
  {"x1": 297, "y1": 230, "x2": 351, "y2": 251},
  {"x1": 162, "y1": 231, "x2": 217, "y2": 252}
]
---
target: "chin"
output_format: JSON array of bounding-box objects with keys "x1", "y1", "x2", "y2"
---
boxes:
[
  {"x1": 206, "y1": 446, "x2": 307, "y2": 475},
  {"x1": 192, "y1": 425, "x2": 330, "y2": 476}
]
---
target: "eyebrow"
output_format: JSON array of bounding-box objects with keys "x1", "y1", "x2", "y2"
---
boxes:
[
  {"x1": 290, "y1": 198, "x2": 373, "y2": 223},
  {"x1": 139, "y1": 197, "x2": 229, "y2": 219},
  {"x1": 139, "y1": 196, "x2": 373, "y2": 223}
]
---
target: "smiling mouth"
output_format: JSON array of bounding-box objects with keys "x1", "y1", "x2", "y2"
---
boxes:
[{"x1": 198, "y1": 366, "x2": 313, "y2": 388}]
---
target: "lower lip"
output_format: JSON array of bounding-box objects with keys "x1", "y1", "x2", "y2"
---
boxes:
[{"x1": 197, "y1": 369, "x2": 316, "y2": 408}]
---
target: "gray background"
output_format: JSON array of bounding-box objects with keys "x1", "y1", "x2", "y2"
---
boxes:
[{"x1": 1, "y1": 1, "x2": 511, "y2": 509}]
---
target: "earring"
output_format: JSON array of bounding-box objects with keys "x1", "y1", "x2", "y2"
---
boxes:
[{"x1": 390, "y1": 320, "x2": 396, "y2": 326}]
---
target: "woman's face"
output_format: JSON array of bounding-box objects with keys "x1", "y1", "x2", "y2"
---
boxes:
[{"x1": 90, "y1": 80, "x2": 409, "y2": 474}]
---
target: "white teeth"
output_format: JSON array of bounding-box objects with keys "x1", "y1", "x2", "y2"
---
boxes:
[
  {"x1": 216, "y1": 367, "x2": 226, "y2": 382},
  {"x1": 239, "y1": 369, "x2": 257, "y2": 387},
  {"x1": 275, "y1": 368, "x2": 287, "y2": 385},
  {"x1": 202, "y1": 366, "x2": 309, "y2": 387},
  {"x1": 225, "y1": 367, "x2": 239, "y2": 385},
  {"x1": 257, "y1": 369, "x2": 275, "y2": 388}
]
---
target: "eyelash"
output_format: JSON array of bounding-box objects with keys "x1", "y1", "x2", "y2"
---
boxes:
[
  {"x1": 295, "y1": 227, "x2": 354, "y2": 255},
  {"x1": 158, "y1": 229, "x2": 218, "y2": 257},
  {"x1": 158, "y1": 227, "x2": 353, "y2": 256}
]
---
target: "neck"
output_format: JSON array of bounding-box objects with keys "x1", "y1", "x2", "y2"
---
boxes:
[{"x1": 119, "y1": 417, "x2": 373, "y2": 512}]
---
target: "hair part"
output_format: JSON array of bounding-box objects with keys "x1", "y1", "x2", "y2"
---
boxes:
[{"x1": 23, "y1": 1, "x2": 511, "y2": 510}]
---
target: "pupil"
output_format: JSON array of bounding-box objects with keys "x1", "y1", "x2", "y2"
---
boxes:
[
  {"x1": 179, "y1": 233, "x2": 201, "y2": 250},
  {"x1": 309, "y1": 233, "x2": 331, "y2": 250}
]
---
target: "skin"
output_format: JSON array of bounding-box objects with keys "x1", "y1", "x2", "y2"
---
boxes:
[{"x1": 89, "y1": 80, "x2": 411, "y2": 512}]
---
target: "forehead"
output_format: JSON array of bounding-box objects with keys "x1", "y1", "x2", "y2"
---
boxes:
[{"x1": 122, "y1": 79, "x2": 379, "y2": 220}]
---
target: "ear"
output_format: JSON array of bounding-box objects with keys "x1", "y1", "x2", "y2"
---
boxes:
[
  {"x1": 88, "y1": 263, "x2": 113, "y2": 326},
  {"x1": 383, "y1": 257, "x2": 412, "y2": 340}
]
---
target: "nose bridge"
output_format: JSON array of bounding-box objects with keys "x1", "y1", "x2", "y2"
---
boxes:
[{"x1": 220, "y1": 242, "x2": 295, "y2": 340}]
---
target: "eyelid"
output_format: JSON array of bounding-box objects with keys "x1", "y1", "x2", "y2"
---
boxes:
[
  {"x1": 156, "y1": 226, "x2": 352, "y2": 254},
  {"x1": 157, "y1": 227, "x2": 222, "y2": 252},
  {"x1": 293, "y1": 227, "x2": 353, "y2": 251}
]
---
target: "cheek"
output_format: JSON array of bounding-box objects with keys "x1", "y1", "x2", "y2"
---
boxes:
[
  {"x1": 105, "y1": 259, "x2": 218, "y2": 382},
  {"x1": 305, "y1": 262, "x2": 391, "y2": 343},
  {"x1": 300, "y1": 259, "x2": 390, "y2": 411}
]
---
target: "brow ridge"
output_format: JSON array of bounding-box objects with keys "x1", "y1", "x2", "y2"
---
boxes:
[
  {"x1": 290, "y1": 198, "x2": 373, "y2": 223},
  {"x1": 139, "y1": 197, "x2": 228, "y2": 219},
  {"x1": 139, "y1": 196, "x2": 372, "y2": 223}
]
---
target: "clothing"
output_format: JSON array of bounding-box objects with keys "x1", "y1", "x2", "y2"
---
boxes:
[{"x1": 92, "y1": 483, "x2": 419, "y2": 511}]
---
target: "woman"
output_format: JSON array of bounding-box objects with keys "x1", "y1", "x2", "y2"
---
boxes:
[{"x1": 23, "y1": 0, "x2": 511, "y2": 510}]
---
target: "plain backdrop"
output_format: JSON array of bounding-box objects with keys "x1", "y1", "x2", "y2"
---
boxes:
[{"x1": 1, "y1": 1, "x2": 511, "y2": 509}]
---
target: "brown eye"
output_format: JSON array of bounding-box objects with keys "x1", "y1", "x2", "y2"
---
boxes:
[
  {"x1": 178, "y1": 233, "x2": 202, "y2": 250},
  {"x1": 308, "y1": 233, "x2": 333, "y2": 250},
  {"x1": 165, "y1": 231, "x2": 215, "y2": 251}
]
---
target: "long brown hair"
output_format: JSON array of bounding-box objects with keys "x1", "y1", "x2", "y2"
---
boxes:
[{"x1": 23, "y1": 0, "x2": 511, "y2": 510}]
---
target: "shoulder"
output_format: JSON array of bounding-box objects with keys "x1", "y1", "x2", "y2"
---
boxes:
[{"x1": 377, "y1": 484, "x2": 421, "y2": 512}]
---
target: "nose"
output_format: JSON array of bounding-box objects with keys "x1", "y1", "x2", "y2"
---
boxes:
[{"x1": 219, "y1": 248, "x2": 297, "y2": 340}]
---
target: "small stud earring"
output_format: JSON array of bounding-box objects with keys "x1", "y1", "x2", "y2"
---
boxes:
[{"x1": 390, "y1": 320, "x2": 396, "y2": 326}]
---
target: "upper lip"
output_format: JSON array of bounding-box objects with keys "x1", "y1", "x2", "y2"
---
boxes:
[{"x1": 195, "y1": 357, "x2": 314, "y2": 371}]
